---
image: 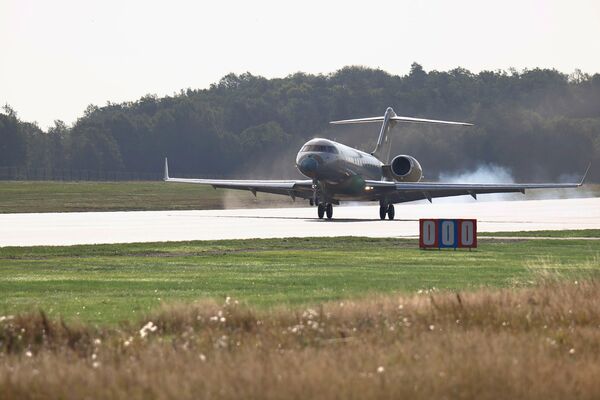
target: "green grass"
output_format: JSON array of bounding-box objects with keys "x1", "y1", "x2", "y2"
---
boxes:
[
  {"x1": 1, "y1": 181, "x2": 598, "y2": 213},
  {"x1": 0, "y1": 181, "x2": 298, "y2": 213},
  {"x1": 480, "y1": 229, "x2": 600, "y2": 238},
  {"x1": 0, "y1": 236, "x2": 598, "y2": 325}
]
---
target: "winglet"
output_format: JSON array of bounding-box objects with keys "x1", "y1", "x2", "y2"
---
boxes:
[
  {"x1": 164, "y1": 158, "x2": 169, "y2": 181},
  {"x1": 580, "y1": 162, "x2": 591, "y2": 186}
]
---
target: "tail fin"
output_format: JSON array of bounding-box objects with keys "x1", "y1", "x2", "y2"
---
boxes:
[
  {"x1": 373, "y1": 107, "x2": 396, "y2": 163},
  {"x1": 164, "y1": 158, "x2": 169, "y2": 181},
  {"x1": 330, "y1": 107, "x2": 473, "y2": 163}
]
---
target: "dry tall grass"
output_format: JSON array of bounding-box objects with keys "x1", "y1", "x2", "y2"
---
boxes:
[{"x1": 2, "y1": 277, "x2": 600, "y2": 399}]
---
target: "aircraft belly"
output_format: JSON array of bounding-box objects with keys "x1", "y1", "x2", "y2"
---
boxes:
[
  {"x1": 334, "y1": 192, "x2": 379, "y2": 201},
  {"x1": 320, "y1": 174, "x2": 381, "y2": 202},
  {"x1": 315, "y1": 158, "x2": 386, "y2": 202}
]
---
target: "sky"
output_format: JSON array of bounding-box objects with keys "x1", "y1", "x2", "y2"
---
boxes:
[{"x1": 1, "y1": 0, "x2": 600, "y2": 129}]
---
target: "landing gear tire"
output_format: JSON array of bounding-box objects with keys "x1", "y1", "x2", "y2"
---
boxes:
[
  {"x1": 387, "y1": 204, "x2": 395, "y2": 220},
  {"x1": 379, "y1": 205, "x2": 387, "y2": 220},
  {"x1": 326, "y1": 203, "x2": 333, "y2": 220},
  {"x1": 317, "y1": 204, "x2": 325, "y2": 219}
]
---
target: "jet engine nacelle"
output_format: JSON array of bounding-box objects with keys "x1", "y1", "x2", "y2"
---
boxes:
[{"x1": 390, "y1": 155, "x2": 423, "y2": 182}]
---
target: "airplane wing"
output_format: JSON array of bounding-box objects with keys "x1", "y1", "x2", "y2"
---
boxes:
[
  {"x1": 365, "y1": 169, "x2": 589, "y2": 204},
  {"x1": 163, "y1": 159, "x2": 314, "y2": 200}
]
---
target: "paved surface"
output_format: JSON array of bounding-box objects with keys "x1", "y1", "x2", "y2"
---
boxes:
[
  {"x1": 480, "y1": 236, "x2": 600, "y2": 240},
  {"x1": 0, "y1": 197, "x2": 599, "y2": 247}
]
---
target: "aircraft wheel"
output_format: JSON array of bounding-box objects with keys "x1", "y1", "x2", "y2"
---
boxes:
[
  {"x1": 379, "y1": 205, "x2": 387, "y2": 220},
  {"x1": 317, "y1": 203, "x2": 325, "y2": 219},
  {"x1": 326, "y1": 203, "x2": 333, "y2": 219},
  {"x1": 387, "y1": 204, "x2": 395, "y2": 220}
]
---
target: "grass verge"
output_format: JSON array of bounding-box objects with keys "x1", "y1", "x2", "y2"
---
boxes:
[
  {"x1": 479, "y1": 229, "x2": 600, "y2": 238},
  {"x1": 1, "y1": 181, "x2": 598, "y2": 213},
  {"x1": 1, "y1": 236, "x2": 599, "y2": 324},
  {"x1": 0, "y1": 181, "x2": 299, "y2": 213}
]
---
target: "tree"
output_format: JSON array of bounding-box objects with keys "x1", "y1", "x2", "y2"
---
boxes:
[
  {"x1": 0, "y1": 65, "x2": 598, "y2": 182},
  {"x1": 0, "y1": 105, "x2": 27, "y2": 167}
]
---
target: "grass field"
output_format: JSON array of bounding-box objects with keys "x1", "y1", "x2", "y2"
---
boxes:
[
  {"x1": 1, "y1": 181, "x2": 599, "y2": 213},
  {"x1": 0, "y1": 181, "x2": 299, "y2": 213},
  {"x1": 1, "y1": 234, "x2": 600, "y2": 399},
  {"x1": 1, "y1": 235, "x2": 598, "y2": 325},
  {"x1": 480, "y1": 229, "x2": 600, "y2": 238}
]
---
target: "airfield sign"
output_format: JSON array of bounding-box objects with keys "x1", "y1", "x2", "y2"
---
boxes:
[{"x1": 419, "y1": 219, "x2": 477, "y2": 249}]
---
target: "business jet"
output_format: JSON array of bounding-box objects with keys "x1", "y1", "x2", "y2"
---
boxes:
[{"x1": 164, "y1": 107, "x2": 587, "y2": 220}]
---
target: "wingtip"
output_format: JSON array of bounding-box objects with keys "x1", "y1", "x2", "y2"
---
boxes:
[{"x1": 580, "y1": 162, "x2": 591, "y2": 186}]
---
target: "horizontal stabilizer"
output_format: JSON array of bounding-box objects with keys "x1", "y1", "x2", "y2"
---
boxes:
[
  {"x1": 330, "y1": 107, "x2": 472, "y2": 163},
  {"x1": 330, "y1": 115, "x2": 473, "y2": 126}
]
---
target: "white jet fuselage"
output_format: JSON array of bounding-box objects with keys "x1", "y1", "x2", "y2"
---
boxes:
[{"x1": 296, "y1": 138, "x2": 385, "y2": 201}]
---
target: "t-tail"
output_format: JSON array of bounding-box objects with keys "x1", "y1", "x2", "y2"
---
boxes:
[{"x1": 330, "y1": 107, "x2": 473, "y2": 163}]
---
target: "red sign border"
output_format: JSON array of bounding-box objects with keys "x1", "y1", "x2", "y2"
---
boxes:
[
  {"x1": 457, "y1": 219, "x2": 477, "y2": 248},
  {"x1": 419, "y1": 219, "x2": 439, "y2": 248}
]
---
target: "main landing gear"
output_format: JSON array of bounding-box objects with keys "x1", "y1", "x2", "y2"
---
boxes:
[
  {"x1": 379, "y1": 203, "x2": 395, "y2": 220},
  {"x1": 317, "y1": 203, "x2": 333, "y2": 220}
]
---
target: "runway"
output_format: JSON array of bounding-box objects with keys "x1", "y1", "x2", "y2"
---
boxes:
[{"x1": 0, "y1": 197, "x2": 599, "y2": 247}]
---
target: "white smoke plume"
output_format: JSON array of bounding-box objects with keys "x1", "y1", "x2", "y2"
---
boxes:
[
  {"x1": 435, "y1": 164, "x2": 597, "y2": 203},
  {"x1": 221, "y1": 147, "x2": 306, "y2": 210},
  {"x1": 436, "y1": 164, "x2": 519, "y2": 203}
]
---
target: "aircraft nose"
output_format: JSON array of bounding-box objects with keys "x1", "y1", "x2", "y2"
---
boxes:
[{"x1": 298, "y1": 156, "x2": 319, "y2": 176}]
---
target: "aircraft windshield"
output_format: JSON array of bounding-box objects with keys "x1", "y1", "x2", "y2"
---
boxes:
[{"x1": 301, "y1": 145, "x2": 338, "y2": 153}]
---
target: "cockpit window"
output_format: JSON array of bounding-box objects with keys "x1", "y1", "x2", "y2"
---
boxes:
[{"x1": 301, "y1": 145, "x2": 338, "y2": 154}]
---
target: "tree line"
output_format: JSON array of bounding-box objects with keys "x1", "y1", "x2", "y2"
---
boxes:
[{"x1": 1, "y1": 63, "x2": 599, "y2": 182}]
